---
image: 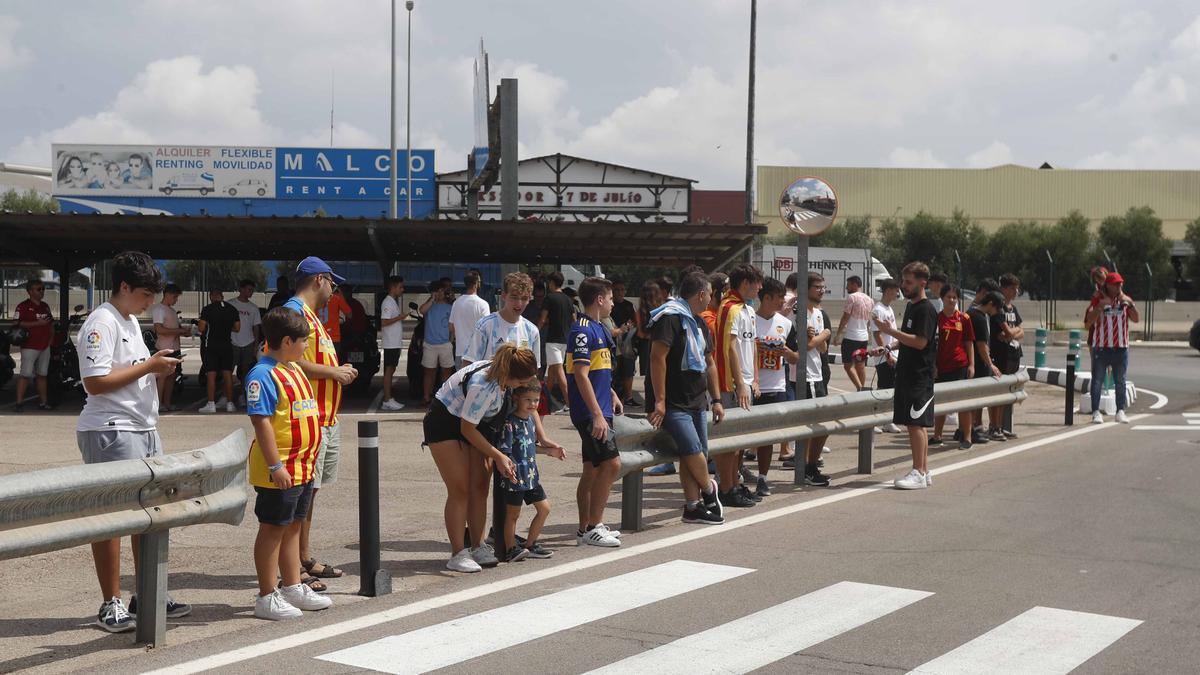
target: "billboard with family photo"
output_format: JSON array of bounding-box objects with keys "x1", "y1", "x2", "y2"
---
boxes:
[{"x1": 52, "y1": 144, "x2": 277, "y2": 198}]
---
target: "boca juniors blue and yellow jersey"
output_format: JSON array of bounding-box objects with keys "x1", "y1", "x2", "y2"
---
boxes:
[{"x1": 566, "y1": 316, "x2": 614, "y2": 425}]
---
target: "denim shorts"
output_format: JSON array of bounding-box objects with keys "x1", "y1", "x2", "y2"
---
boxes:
[{"x1": 662, "y1": 408, "x2": 708, "y2": 457}]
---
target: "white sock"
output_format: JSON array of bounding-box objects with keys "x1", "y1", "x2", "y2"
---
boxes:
[{"x1": 758, "y1": 473, "x2": 768, "y2": 481}]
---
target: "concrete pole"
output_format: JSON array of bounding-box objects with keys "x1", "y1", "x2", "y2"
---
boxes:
[
  {"x1": 388, "y1": 0, "x2": 397, "y2": 220},
  {"x1": 499, "y1": 78, "x2": 518, "y2": 221}
]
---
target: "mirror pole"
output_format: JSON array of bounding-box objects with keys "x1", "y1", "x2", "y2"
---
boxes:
[{"x1": 794, "y1": 235, "x2": 809, "y2": 403}]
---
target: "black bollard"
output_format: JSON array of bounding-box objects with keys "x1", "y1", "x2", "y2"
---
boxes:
[
  {"x1": 357, "y1": 420, "x2": 391, "y2": 596},
  {"x1": 1065, "y1": 353, "x2": 1076, "y2": 426}
]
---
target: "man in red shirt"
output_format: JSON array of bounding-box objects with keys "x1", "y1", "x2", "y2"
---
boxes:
[
  {"x1": 1084, "y1": 272, "x2": 1138, "y2": 424},
  {"x1": 14, "y1": 280, "x2": 54, "y2": 411},
  {"x1": 931, "y1": 284, "x2": 974, "y2": 448}
]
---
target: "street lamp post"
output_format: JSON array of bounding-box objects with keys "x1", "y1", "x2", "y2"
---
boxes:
[
  {"x1": 406, "y1": 0, "x2": 414, "y2": 220},
  {"x1": 388, "y1": 0, "x2": 397, "y2": 220}
]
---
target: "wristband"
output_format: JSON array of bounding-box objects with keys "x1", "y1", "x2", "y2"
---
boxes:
[{"x1": 267, "y1": 462, "x2": 284, "y2": 473}]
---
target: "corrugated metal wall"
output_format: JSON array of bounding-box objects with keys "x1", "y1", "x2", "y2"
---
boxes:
[{"x1": 756, "y1": 164, "x2": 1200, "y2": 238}]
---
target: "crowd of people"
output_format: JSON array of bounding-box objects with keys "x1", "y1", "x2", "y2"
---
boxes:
[{"x1": 41, "y1": 249, "x2": 1143, "y2": 631}]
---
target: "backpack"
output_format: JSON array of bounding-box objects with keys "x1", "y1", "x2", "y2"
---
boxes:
[{"x1": 459, "y1": 361, "x2": 515, "y2": 444}]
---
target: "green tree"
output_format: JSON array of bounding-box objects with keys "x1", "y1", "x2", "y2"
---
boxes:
[
  {"x1": 986, "y1": 220, "x2": 1045, "y2": 297},
  {"x1": 164, "y1": 260, "x2": 269, "y2": 291},
  {"x1": 810, "y1": 215, "x2": 872, "y2": 249},
  {"x1": 1097, "y1": 206, "x2": 1173, "y2": 299},
  {"x1": 1184, "y1": 217, "x2": 1200, "y2": 287},
  {"x1": 1, "y1": 188, "x2": 58, "y2": 213},
  {"x1": 1042, "y1": 211, "x2": 1096, "y2": 299},
  {"x1": 873, "y1": 210, "x2": 989, "y2": 288}
]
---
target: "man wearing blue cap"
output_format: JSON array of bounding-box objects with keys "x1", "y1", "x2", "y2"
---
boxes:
[{"x1": 282, "y1": 257, "x2": 358, "y2": 586}]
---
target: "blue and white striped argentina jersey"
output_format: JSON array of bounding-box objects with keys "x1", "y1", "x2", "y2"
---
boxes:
[
  {"x1": 434, "y1": 363, "x2": 507, "y2": 424},
  {"x1": 463, "y1": 313, "x2": 541, "y2": 367}
]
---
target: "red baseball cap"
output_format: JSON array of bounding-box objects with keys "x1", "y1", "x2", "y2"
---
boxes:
[{"x1": 1105, "y1": 272, "x2": 1124, "y2": 285}]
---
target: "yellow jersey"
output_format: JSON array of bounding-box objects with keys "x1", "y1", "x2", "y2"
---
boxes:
[
  {"x1": 245, "y1": 357, "x2": 322, "y2": 488},
  {"x1": 285, "y1": 296, "x2": 343, "y2": 427}
]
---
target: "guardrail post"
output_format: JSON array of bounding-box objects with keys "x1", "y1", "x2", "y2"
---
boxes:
[
  {"x1": 135, "y1": 530, "x2": 169, "y2": 647},
  {"x1": 357, "y1": 421, "x2": 391, "y2": 597},
  {"x1": 1035, "y1": 328, "x2": 1047, "y2": 368},
  {"x1": 1065, "y1": 329, "x2": 1080, "y2": 425},
  {"x1": 491, "y1": 470, "x2": 507, "y2": 562},
  {"x1": 857, "y1": 427, "x2": 873, "y2": 474},
  {"x1": 621, "y1": 470, "x2": 644, "y2": 532}
]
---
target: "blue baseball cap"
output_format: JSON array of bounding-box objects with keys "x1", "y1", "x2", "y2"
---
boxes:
[{"x1": 295, "y1": 256, "x2": 345, "y2": 284}]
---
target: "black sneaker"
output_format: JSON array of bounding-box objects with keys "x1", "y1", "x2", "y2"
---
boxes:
[
  {"x1": 781, "y1": 458, "x2": 796, "y2": 468},
  {"x1": 952, "y1": 428, "x2": 964, "y2": 442},
  {"x1": 13, "y1": 404, "x2": 23, "y2": 413},
  {"x1": 1002, "y1": 429, "x2": 1018, "y2": 439},
  {"x1": 738, "y1": 483, "x2": 762, "y2": 503},
  {"x1": 486, "y1": 528, "x2": 526, "y2": 547},
  {"x1": 505, "y1": 545, "x2": 529, "y2": 563},
  {"x1": 702, "y1": 479, "x2": 723, "y2": 519},
  {"x1": 929, "y1": 436, "x2": 944, "y2": 447},
  {"x1": 959, "y1": 438, "x2": 972, "y2": 450},
  {"x1": 682, "y1": 503, "x2": 724, "y2": 525},
  {"x1": 38, "y1": 403, "x2": 53, "y2": 411},
  {"x1": 987, "y1": 428, "x2": 1007, "y2": 442},
  {"x1": 804, "y1": 470, "x2": 831, "y2": 487},
  {"x1": 128, "y1": 593, "x2": 192, "y2": 619},
  {"x1": 755, "y1": 476, "x2": 771, "y2": 497},
  {"x1": 971, "y1": 429, "x2": 990, "y2": 444},
  {"x1": 95, "y1": 597, "x2": 136, "y2": 633},
  {"x1": 720, "y1": 489, "x2": 757, "y2": 508},
  {"x1": 738, "y1": 465, "x2": 755, "y2": 483},
  {"x1": 525, "y1": 542, "x2": 553, "y2": 559}
]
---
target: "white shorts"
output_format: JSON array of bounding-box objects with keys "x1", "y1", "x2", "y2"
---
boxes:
[
  {"x1": 20, "y1": 348, "x2": 50, "y2": 378},
  {"x1": 546, "y1": 342, "x2": 568, "y2": 367},
  {"x1": 421, "y1": 342, "x2": 455, "y2": 369}
]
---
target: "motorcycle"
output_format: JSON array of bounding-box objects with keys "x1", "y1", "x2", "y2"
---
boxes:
[
  {"x1": 46, "y1": 305, "x2": 87, "y2": 407},
  {"x1": 340, "y1": 324, "x2": 381, "y2": 395},
  {"x1": 405, "y1": 301, "x2": 426, "y2": 401},
  {"x1": 0, "y1": 326, "x2": 19, "y2": 391}
]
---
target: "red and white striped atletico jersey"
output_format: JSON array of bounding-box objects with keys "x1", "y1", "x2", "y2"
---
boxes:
[{"x1": 1090, "y1": 297, "x2": 1130, "y2": 348}]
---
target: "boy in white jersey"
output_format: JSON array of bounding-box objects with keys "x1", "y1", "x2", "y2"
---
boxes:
[
  {"x1": 76, "y1": 251, "x2": 189, "y2": 632},
  {"x1": 751, "y1": 278, "x2": 799, "y2": 497},
  {"x1": 464, "y1": 272, "x2": 542, "y2": 368}
]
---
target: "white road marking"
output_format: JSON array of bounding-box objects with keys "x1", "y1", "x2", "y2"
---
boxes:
[
  {"x1": 585, "y1": 581, "x2": 931, "y2": 675},
  {"x1": 365, "y1": 389, "x2": 384, "y2": 414},
  {"x1": 910, "y1": 606, "x2": 1141, "y2": 674},
  {"x1": 1183, "y1": 412, "x2": 1200, "y2": 417},
  {"x1": 1132, "y1": 425, "x2": 1200, "y2": 431},
  {"x1": 148, "y1": 416, "x2": 1146, "y2": 675},
  {"x1": 315, "y1": 560, "x2": 752, "y2": 674},
  {"x1": 1137, "y1": 386, "x2": 1169, "y2": 410}
]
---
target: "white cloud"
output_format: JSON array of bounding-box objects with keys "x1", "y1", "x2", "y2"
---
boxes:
[
  {"x1": 887, "y1": 147, "x2": 947, "y2": 168},
  {"x1": 966, "y1": 141, "x2": 1014, "y2": 168},
  {"x1": 1077, "y1": 134, "x2": 1200, "y2": 169},
  {"x1": 6, "y1": 56, "x2": 276, "y2": 163},
  {"x1": 0, "y1": 15, "x2": 31, "y2": 71}
]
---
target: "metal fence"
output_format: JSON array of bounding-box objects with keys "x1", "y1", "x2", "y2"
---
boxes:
[
  {"x1": 614, "y1": 373, "x2": 1028, "y2": 531},
  {"x1": 0, "y1": 429, "x2": 248, "y2": 646}
]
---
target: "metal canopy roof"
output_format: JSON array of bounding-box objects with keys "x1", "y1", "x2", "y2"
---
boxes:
[{"x1": 0, "y1": 212, "x2": 765, "y2": 271}]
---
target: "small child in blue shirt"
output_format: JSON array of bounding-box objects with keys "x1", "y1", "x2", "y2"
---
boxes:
[{"x1": 499, "y1": 381, "x2": 565, "y2": 562}]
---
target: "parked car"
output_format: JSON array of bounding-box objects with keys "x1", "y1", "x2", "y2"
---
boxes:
[{"x1": 1189, "y1": 318, "x2": 1200, "y2": 353}]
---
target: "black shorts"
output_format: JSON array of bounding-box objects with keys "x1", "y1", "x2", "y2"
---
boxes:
[
  {"x1": 805, "y1": 381, "x2": 828, "y2": 399},
  {"x1": 893, "y1": 378, "x2": 935, "y2": 427},
  {"x1": 574, "y1": 418, "x2": 620, "y2": 467},
  {"x1": 614, "y1": 354, "x2": 637, "y2": 380},
  {"x1": 383, "y1": 348, "x2": 402, "y2": 368},
  {"x1": 936, "y1": 366, "x2": 970, "y2": 383},
  {"x1": 1000, "y1": 354, "x2": 1021, "y2": 375},
  {"x1": 254, "y1": 481, "x2": 314, "y2": 526},
  {"x1": 841, "y1": 339, "x2": 868, "y2": 364},
  {"x1": 423, "y1": 399, "x2": 466, "y2": 445},
  {"x1": 201, "y1": 342, "x2": 235, "y2": 372},
  {"x1": 753, "y1": 391, "x2": 788, "y2": 406},
  {"x1": 501, "y1": 484, "x2": 547, "y2": 507},
  {"x1": 973, "y1": 358, "x2": 993, "y2": 379}
]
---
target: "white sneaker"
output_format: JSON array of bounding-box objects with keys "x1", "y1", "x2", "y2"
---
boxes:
[
  {"x1": 894, "y1": 469, "x2": 928, "y2": 490},
  {"x1": 254, "y1": 590, "x2": 302, "y2": 621},
  {"x1": 883, "y1": 423, "x2": 902, "y2": 433},
  {"x1": 279, "y1": 582, "x2": 332, "y2": 611},
  {"x1": 225, "y1": 402, "x2": 237, "y2": 413},
  {"x1": 216, "y1": 396, "x2": 229, "y2": 407},
  {"x1": 596, "y1": 523, "x2": 622, "y2": 538},
  {"x1": 580, "y1": 527, "x2": 621, "y2": 547},
  {"x1": 925, "y1": 471, "x2": 933, "y2": 486},
  {"x1": 822, "y1": 446, "x2": 832, "y2": 454},
  {"x1": 199, "y1": 401, "x2": 217, "y2": 414},
  {"x1": 447, "y1": 548, "x2": 482, "y2": 573},
  {"x1": 471, "y1": 544, "x2": 500, "y2": 568},
  {"x1": 1115, "y1": 410, "x2": 1130, "y2": 424},
  {"x1": 381, "y1": 399, "x2": 405, "y2": 411},
  {"x1": 1092, "y1": 411, "x2": 1104, "y2": 425}
]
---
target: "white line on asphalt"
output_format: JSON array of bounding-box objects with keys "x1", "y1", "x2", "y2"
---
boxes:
[
  {"x1": 1137, "y1": 386, "x2": 1169, "y2": 410},
  {"x1": 315, "y1": 560, "x2": 753, "y2": 674},
  {"x1": 1184, "y1": 412, "x2": 1200, "y2": 417},
  {"x1": 1131, "y1": 425, "x2": 1200, "y2": 431},
  {"x1": 909, "y1": 606, "x2": 1141, "y2": 674},
  {"x1": 365, "y1": 389, "x2": 384, "y2": 414},
  {"x1": 585, "y1": 581, "x2": 932, "y2": 675},
  {"x1": 147, "y1": 416, "x2": 1145, "y2": 675}
]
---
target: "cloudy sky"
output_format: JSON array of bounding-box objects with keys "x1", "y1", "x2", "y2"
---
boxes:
[{"x1": 1, "y1": 1, "x2": 1199, "y2": 189}]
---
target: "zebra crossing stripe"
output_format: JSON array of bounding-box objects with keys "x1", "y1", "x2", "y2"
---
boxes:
[
  {"x1": 909, "y1": 606, "x2": 1141, "y2": 674},
  {"x1": 315, "y1": 560, "x2": 753, "y2": 674},
  {"x1": 585, "y1": 581, "x2": 932, "y2": 674}
]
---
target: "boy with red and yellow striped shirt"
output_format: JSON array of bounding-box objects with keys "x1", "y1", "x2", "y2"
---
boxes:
[{"x1": 246, "y1": 307, "x2": 334, "y2": 621}]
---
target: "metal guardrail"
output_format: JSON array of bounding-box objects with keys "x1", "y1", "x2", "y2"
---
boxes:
[
  {"x1": 614, "y1": 372, "x2": 1028, "y2": 531},
  {"x1": 0, "y1": 429, "x2": 248, "y2": 646}
]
